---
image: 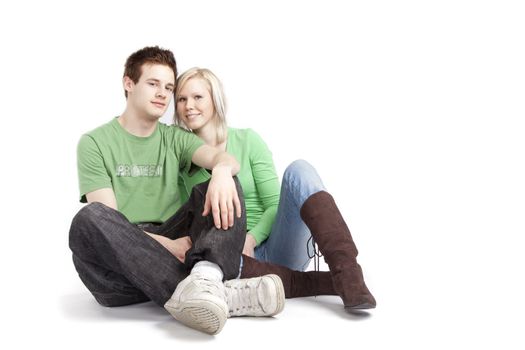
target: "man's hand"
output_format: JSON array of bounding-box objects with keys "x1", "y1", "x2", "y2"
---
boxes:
[
  {"x1": 242, "y1": 233, "x2": 257, "y2": 258},
  {"x1": 164, "y1": 236, "x2": 193, "y2": 262},
  {"x1": 145, "y1": 232, "x2": 192, "y2": 263},
  {"x1": 191, "y1": 145, "x2": 241, "y2": 229},
  {"x1": 202, "y1": 165, "x2": 242, "y2": 229}
]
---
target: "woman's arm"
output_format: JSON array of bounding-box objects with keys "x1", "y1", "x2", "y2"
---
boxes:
[{"x1": 245, "y1": 129, "x2": 280, "y2": 247}]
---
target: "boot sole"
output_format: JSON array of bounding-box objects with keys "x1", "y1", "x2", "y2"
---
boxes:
[
  {"x1": 165, "y1": 299, "x2": 227, "y2": 335},
  {"x1": 344, "y1": 303, "x2": 376, "y2": 310}
]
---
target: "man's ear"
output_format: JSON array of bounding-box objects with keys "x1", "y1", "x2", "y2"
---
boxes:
[{"x1": 123, "y1": 76, "x2": 134, "y2": 95}]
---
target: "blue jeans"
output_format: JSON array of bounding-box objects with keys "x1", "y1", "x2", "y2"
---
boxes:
[{"x1": 254, "y1": 160, "x2": 326, "y2": 271}]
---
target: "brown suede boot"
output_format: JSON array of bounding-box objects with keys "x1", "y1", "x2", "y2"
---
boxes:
[
  {"x1": 240, "y1": 254, "x2": 336, "y2": 298},
  {"x1": 300, "y1": 191, "x2": 376, "y2": 310}
]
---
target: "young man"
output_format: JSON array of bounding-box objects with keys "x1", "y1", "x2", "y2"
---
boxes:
[{"x1": 69, "y1": 46, "x2": 284, "y2": 335}]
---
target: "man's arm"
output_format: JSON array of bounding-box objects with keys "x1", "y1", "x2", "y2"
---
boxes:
[
  {"x1": 85, "y1": 188, "x2": 118, "y2": 210},
  {"x1": 191, "y1": 144, "x2": 240, "y2": 175},
  {"x1": 191, "y1": 144, "x2": 242, "y2": 230}
]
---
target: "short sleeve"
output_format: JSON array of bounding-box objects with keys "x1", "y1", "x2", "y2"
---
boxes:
[
  {"x1": 172, "y1": 127, "x2": 205, "y2": 173},
  {"x1": 77, "y1": 135, "x2": 112, "y2": 202}
]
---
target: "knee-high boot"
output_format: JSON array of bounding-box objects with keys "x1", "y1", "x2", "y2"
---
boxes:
[
  {"x1": 240, "y1": 255, "x2": 336, "y2": 298},
  {"x1": 300, "y1": 191, "x2": 376, "y2": 309}
]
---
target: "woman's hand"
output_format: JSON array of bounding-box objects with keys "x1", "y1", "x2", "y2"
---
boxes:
[{"x1": 242, "y1": 233, "x2": 257, "y2": 258}]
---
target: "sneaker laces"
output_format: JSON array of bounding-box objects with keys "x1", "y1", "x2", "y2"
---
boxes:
[
  {"x1": 226, "y1": 280, "x2": 262, "y2": 315},
  {"x1": 190, "y1": 274, "x2": 225, "y2": 298},
  {"x1": 306, "y1": 236, "x2": 323, "y2": 272}
]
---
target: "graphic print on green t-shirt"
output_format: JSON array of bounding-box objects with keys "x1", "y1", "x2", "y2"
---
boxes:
[{"x1": 77, "y1": 118, "x2": 204, "y2": 224}]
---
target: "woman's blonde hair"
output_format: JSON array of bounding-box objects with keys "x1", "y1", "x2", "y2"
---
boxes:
[{"x1": 174, "y1": 67, "x2": 228, "y2": 144}]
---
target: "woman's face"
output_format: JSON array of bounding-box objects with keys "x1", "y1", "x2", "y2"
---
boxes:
[{"x1": 176, "y1": 78, "x2": 215, "y2": 131}]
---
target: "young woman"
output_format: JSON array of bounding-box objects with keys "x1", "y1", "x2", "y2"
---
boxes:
[{"x1": 174, "y1": 68, "x2": 376, "y2": 309}]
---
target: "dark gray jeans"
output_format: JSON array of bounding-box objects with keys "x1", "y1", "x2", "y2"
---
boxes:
[{"x1": 69, "y1": 179, "x2": 246, "y2": 307}]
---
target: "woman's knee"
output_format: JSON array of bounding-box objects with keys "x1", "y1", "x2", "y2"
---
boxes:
[
  {"x1": 283, "y1": 159, "x2": 321, "y2": 185},
  {"x1": 284, "y1": 159, "x2": 310, "y2": 180}
]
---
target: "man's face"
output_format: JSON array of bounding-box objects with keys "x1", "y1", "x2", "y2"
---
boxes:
[{"x1": 125, "y1": 63, "x2": 175, "y2": 120}]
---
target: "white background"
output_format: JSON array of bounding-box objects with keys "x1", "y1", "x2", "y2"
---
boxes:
[{"x1": 1, "y1": 0, "x2": 524, "y2": 348}]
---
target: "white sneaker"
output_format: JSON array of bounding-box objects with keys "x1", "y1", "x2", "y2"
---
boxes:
[
  {"x1": 164, "y1": 273, "x2": 228, "y2": 335},
  {"x1": 224, "y1": 274, "x2": 285, "y2": 317}
]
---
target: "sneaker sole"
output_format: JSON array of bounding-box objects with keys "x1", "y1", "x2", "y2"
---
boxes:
[
  {"x1": 265, "y1": 274, "x2": 285, "y2": 316},
  {"x1": 165, "y1": 299, "x2": 227, "y2": 335}
]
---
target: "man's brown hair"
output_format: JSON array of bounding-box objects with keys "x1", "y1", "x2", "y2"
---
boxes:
[{"x1": 123, "y1": 46, "x2": 177, "y2": 98}]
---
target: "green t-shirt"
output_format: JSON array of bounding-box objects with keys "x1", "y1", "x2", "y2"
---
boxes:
[
  {"x1": 179, "y1": 128, "x2": 280, "y2": 245},
  {"x1": 77, "y1": 118, "x2": 204, "y2": 224}
]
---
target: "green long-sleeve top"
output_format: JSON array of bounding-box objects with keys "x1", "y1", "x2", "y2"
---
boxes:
[{"x1": 178, "y1": 128, "x2": 280, "y2": 245}]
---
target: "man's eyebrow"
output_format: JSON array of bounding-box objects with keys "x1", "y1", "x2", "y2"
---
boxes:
[{"x1": 146, "y1": 78, "x2": 175, "y2": 86}]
